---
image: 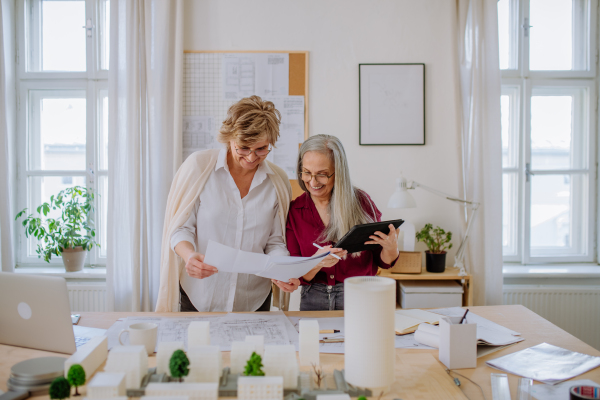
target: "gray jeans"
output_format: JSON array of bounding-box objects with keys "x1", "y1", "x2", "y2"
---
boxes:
[{"x1": 300, "y1": 283, "x2": 344, "y2": 311}]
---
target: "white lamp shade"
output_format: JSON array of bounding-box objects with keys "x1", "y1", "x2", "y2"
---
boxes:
[{"x1": 388, "y1": 176, "x2": 417, "y2": 209}]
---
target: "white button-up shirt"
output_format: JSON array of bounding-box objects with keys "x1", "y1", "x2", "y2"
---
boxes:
[{"x1": 171, "y1": 149, "x2": 289, "y2": 312}]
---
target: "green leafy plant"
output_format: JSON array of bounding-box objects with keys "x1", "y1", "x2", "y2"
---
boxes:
[
  {"x1": 416, "y1": 223, "x2": 453, "y2": 254},
  {"x1": 67, "y1": 364, "x2": 86, "y2": 396},
  {"x1": 15, "y1": 186, "x2": 98, "y2": 262},
  {"x1": 49, "y1": 376, "x2": 71, "y2": 399},
  {"x1": 357, "y1": 397, "x2": 368, "y2": 400},
  {"x1": 169, "y1": 349, "x2": 190, "y2": 382},
  {"x1": 243, "y1": 352, "x2": 265, "y2": 376}
]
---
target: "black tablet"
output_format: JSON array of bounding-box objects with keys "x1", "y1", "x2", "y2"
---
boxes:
[{"x1": 334, "y1": 219, "x2": 404, "y2": 253}]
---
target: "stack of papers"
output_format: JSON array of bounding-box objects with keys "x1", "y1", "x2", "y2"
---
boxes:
[
  {"x1": 395, "y1": 309, "x2": 441, "y2": 335},
  {"x1": 204, "y1": 240, "x2": 329, "y2": 281},
  {"x1": 486, "y1": 343, "x2": 600, "y2": 384}
]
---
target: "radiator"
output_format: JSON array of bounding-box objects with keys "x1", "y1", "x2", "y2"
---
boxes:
[
  {"x1": 503, "y1": 285, "x2": 600, "y2": 351},
  {"x1": 67, "y1": 283, "x2": 107, "y2": 312}
]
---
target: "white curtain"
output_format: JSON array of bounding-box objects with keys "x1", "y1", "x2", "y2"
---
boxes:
[
  {"x1": 0, "y1": 0, "x2": 16, "y2": 273},
  {"x1": 107, "y1": 0, "x2": 184, "y2": 311},
  {"x1": 455, "y1": 0, "x2": 503, "y2": 305}
]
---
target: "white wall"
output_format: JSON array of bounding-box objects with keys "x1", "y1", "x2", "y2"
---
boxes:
[{"x1": 183, "y1": 0, "x2": 463, "y2": 260}]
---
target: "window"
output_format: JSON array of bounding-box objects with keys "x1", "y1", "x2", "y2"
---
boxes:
[
  {"x1": 499, "y1": 0, "x2": 597, "y2": 264},
  {"x1": 16, "y1": 0, "x2": 110, "y2": 267}
]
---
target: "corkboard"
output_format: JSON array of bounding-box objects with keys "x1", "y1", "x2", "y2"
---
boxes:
[{"x1": 184, "y1": 50, "x2": 309, "y2": 200}]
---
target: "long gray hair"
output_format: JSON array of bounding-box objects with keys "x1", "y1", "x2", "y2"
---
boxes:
[{"x1": 297, "y1": 135, "x2": 375, "y2": 244}]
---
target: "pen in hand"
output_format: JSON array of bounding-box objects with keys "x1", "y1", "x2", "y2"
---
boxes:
[{"x1": 312, "y1": 243, "x2": 342, "y2": 260}]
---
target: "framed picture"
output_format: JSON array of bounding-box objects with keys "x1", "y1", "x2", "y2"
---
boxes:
[{"x1": 359, "y1": 63, "x2": 425, "y2": 145}]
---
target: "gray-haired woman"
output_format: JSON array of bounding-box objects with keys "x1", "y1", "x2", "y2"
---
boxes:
[{"x1": 285, "y1": 134, "x2": 400, "y2": 311}]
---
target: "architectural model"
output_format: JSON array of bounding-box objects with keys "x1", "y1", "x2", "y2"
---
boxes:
[
  {"x1": 315, "y1": 395, "x2": 351, "y2": 400},
  {"x1": 104, "y1": 345, "x2": 149, "y2": 389},
  {"x1": 188, "y1": 321, "x2": 211, "y2": 349},
  {"x1": 145, "y1": 382, "x2": 218, "y2": 400},
  {"x1": 298, "y1": 320, "x2": 319, "y2": 366},
  {"x1": 86, "y1": 372, "x2": 126, "y2": 398},
  {"x1": 230, "y1": 341, "x2": 257, "y2": 375},
  {"x1": 237, "y1": 376, "x2": 283, "y2": 400},
  {"x1": 64, "y1": 336, "x2": 108, "y2": 379},
  {"x1": 186, "y1": 345, "x2": 222, "y2": 383},
  {"x1": 156, "y1": 341, "x2": 184, "y2": 375},
  {"x1": 244, "y1": 335, "x2": 264, "y2": 356},
  {"x1": 263, "y1": 345, "x2": 299, "y2": 389}
]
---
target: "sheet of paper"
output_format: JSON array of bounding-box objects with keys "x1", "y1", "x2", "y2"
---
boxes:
[
  {"x1": 204, "y1": 240, "x2": 268, "y2": 274},
  {"x1": 395, "y1": 314, "x2": 431, "y2": 334},
  {"x1": 182, "y1": 116, "x2": 217, "y2": 160},
  {"x1": 287, "y1": 316, "x2": 434, "y2": 354},
  {"x1": 264, "y1": 96, "x2": 305, "y2": 179},
  {"x1": 486, "y1": 343, "x2": 600, "y2": 385},
  {"x1": 530, "y1": 379, "x2": 599, "y2": 400},
  {"x1": 106, "y1": 312, "x2": 298, "y2": 352},
  {"x1": 396, "y1": 309, "x2": 441, "y2": 324},
  {"x1": 256, "y1": 253, "x2": 327, "y2": 282},
  {"x1": 431, "y1": 307, "x2": 521, "y2": 336},
  {"x1": 222, "y1": 53, "x2": 289, "y2": 100}
]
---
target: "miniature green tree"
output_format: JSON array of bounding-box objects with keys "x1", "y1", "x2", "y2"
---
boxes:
[
  {"x1": 67, "y1": 364, "x2": 86, "y2": 396},
  {"x1": 49, "y1": 376, "x2": 71, "y2": 399},
  {"x1": 243, "y1": 352, "x2": 265, "y2": 376},
  {"x1": 169, "y1": 349, "x2": 190, "y2": 382}
]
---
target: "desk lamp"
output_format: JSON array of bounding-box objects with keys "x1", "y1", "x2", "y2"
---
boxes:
[{"x1": 387, "y1": 173, "x2": 480, "y2": 276}]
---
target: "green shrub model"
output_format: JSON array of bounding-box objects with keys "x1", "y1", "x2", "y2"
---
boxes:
[
  {"x1": 243, "y1": 352, "x2": 265, "y2": 376},
  {"x1": 416, "y1": 223, "x2": 453, "y2": 254},
  {"x1": 169, "y1": 349, "x2": 190, "y2": 382},
  {"x1": 49, "y1": 376, "x2": 71, "y2": 399},
  {"x1": 67, "y1": 364, "x2": 86, "y2": 396},
  {"x1": 15, "y1": 186, "x2": 98, "y2": 262}
]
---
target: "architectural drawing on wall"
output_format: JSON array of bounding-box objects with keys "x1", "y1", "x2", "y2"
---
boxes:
[
  {"x1": 222, "y1": 53, "x2": 289, "y2": 100},
  {"x1": 359, "y1": 63, "x2": 425, "y2": 145},
  {"x1": 265, "y1": 96, "x2": 304, "y2": 179},
  {"x1": 182, "y1": 116, "x2": 216, "y2": 158}
]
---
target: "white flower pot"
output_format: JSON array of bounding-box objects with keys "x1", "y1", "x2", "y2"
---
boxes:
[{"x1": 62, "y1": 246, "x2": 87, "y2": 272}]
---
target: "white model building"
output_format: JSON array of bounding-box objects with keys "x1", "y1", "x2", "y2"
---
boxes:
[
  {"x1": 145, "y1": 382, "x2": 218, "y2": 400},
  {"x1": 230, "y1": 341, "x2": 257, "y2": 375},
  {"x1": 64, "y1": 336, "x2": 108, "y2": 379},
  {"x1": 315, "y1": 395, "x2": 351, "y2": 400},
  {"x1": 188, "y1": 321, "x2": 211, "y2": 349},
  {"x1": 244, "y1": 335, "x2": 264, "y2": 356},
  {"x1": 155, "y1": 341, "x2": 184, "y2": 376},
  {"x1": 86, "y1": 372, "x2": 126, "y2": 398},
  {"x1": 104, "y1": 345, "x2": 148, "y2": 389},
  {"x1": 237, "y1": 376, "x2": 284, "y2": 400},
  {"x1": 263, "y1": 345, "x2": 299, "y2": 389},
  {"x1": 299, "y1": 320, "x2": 320, "y2": 366},
  {"x1": 186, "y1": 345, "x2": 222, "y2": 383}
]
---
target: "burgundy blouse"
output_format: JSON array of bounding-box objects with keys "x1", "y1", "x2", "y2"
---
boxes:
[{"x1": 286, "y1": 191, "x2": 396, "y2": 286}]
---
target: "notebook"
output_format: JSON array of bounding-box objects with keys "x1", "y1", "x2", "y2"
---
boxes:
[{"x1": 394, "y1": 309, "x2": 441, "y2": 335}]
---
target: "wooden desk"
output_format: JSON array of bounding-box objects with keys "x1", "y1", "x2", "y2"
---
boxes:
[
  {"x1": 379, "y1": 266, "x2": 473, "y2": 306},
  {"x1": 1, "y1": 306, "x2": 599, "y2": 399}
]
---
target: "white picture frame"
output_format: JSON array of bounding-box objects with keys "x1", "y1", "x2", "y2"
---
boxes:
[{"x1": 359, "y1": 63, "x2": 425, "y2": 145}]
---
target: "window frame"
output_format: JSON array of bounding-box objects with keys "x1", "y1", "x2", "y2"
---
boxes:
[
  {"x1": 500, "y1": 0, "x2": 598, "y2": 265},
  {"x1": 15, "y1": 0, "x2": 109, "y2": 269}
]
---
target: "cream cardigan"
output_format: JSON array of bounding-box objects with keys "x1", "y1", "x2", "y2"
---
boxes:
[{"x1": 155, "y1": 148, "x2": 292, "y2": 312}]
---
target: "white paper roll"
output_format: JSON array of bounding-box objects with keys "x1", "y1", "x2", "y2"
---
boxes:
[
  {"x1": 414, "y1": 323, "x2": 440, "y2": 348},
  {"x1": 344, "y1": 276, "x2": 395, "y2": 391}
]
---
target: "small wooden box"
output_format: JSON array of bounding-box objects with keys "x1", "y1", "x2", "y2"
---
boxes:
[{"x1": 390, "y1": 251, "x2": 422, "y2": 274}]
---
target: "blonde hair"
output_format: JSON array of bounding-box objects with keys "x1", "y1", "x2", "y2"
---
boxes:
[
  {"x1": 217, "y1": 95, "x2": 281, "y2": 148},
  {"x1": 297, "y1": 135, "x2": 375, "y2": 244}
]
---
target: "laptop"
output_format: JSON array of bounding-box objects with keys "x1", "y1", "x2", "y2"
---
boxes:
[{"x1": 0, "y1": 272, "x2": 78, "y2": 354}]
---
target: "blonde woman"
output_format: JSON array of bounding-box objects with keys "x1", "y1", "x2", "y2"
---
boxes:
[
  {"x1": 156, "y1": 96, "x2": 299, "y2": 312},
  {"x1": 286, "y1": 135, "x2": 400, "y2": 311}
]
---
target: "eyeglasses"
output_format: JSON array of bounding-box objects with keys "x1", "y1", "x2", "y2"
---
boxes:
[
  {"x1": 299, "y1": 171, "x2": 335, "y2": 184},
  {"x1": 234, "y1": 146, "x2": 272, "y2": 157}
]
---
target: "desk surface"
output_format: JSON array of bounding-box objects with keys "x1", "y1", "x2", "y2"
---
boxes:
[{"x1": 1, "y1": 305, "x2": 599, "y2": 399}]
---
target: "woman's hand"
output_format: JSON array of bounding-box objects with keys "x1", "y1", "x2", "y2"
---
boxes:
[
  {"x1": 185, "y1": 252, "x2": 218, "y2": 279},
  {"x1": 365, "y1": 223, "x2": 400, "y2": 263},
  {"x1": 314, "y1": 245, "x2": 347, "y2": 269},
  {"x1": 272, "y1": 278, "x2": 301, "y2": 293}
]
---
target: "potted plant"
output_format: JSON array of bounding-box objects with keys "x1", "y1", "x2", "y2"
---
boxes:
[
  {"x1": 416, "y1": 223, "x2": 453, "y2": 273},
  {"x1": 15, "y1": 186, "x2": 99, "y2": 272}
]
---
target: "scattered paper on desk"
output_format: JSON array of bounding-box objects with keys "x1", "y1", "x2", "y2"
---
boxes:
[
  {"x1": 395, "y1": 309, "x2": 441, "y2": 335},
  {"x1": 530, "y1": 379, "x2": 599, "y2": 400},
  {"x1": 486, "y1": 343, "x2": 600, "y2": 385}
]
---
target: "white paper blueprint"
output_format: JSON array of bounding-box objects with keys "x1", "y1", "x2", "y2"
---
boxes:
[
  {"x1": 264, "y1": 96, "x2": 305, "y2": 179},
  {"x1": 222, "y1": 53, "x2": 289, "y2": 100},
  {"x1": 288, "y1": 316, "x2": 434, "y2": 354},
  {"x1": 182, "y1": 116, "x2": 217, "y2": 160},
  {"x1": 106, "y1": 312, "x2": 299, "y2": 352}
]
